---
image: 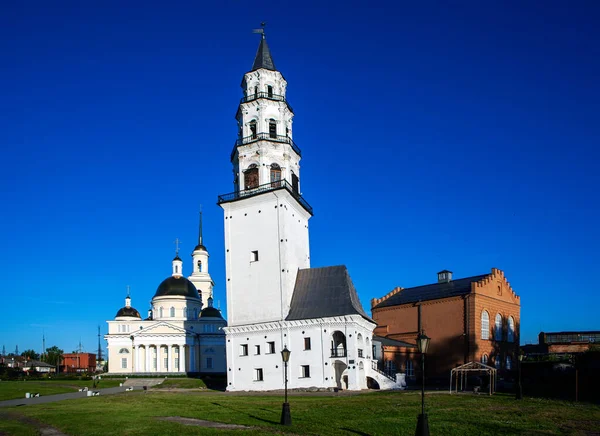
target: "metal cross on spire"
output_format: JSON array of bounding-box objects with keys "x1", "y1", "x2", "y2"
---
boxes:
[
  {"x1": 252, "y1": 22, "x2": 267, "y2": 39},
  {"x1": 174, "y1": 237, "x2": 181, "y2": 256}
]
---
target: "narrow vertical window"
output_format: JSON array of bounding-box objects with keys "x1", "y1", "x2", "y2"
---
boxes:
[
  {"x1": 254, "y1": 368, "x2": 264, "y2": 381},
  {"x1": 170, "y1": 307, "x2": 175, "y2": 317},
  {"x1": 267, "y1": 341, "x2": 275, "y2": 354},
  {"x1": 254, "y1": 86, "x2": 258, "y2": 97},
  {"x1": 291, "y1": 172, "x2": 299, "y2": 193},
  {"x1": 270, "y1": 163, "x2": 281, "y2": 187},
  {"x1": 244, "y1": 164, "x2": 259, "y2": 189},
  {"x1": 206, "y1": 357, "x2": 213, "y2": 369},
  {"x1": 175, "y1": 265, "x2": 178, "y2": 274},
  {"x1": 481, "y1": 354, "x2": 488, "y2": 365},
  {"x1": 255, "y1": 345, "x2": 261, "y2": 355},
  {"x1": 240, "y1": 344, "x2": 248, "y2": 356},
  {"x1": 304, "y1": 337, "x2": 311, "y2": 350},
  {"x1": 249, "y1": 121, "x2": 257, "y2": 139},
  {"x1": 250, "y1": 250, "x2": 259, "y2": 262},
  {"x1": 267, "y1": 85, "x2": 273, "y2": 97},
  {"x1": 507, "y1": 316, "x2": 515, "y2": 342},
  {"x1": 121, "y1": 358, "x2": 127, "y2": 369},
  {"x1": 197, "y1": 260, "x2": 202, "y2": 272},
  {"x1": 495, "y1": 314, "x2": 503, "y2": 341},
  {"x1": 269, "y1": 119, "x2": 277, "y2": 138},
  {"x1": 159, "y1": 307, "x2": 164, "y2": 318},
  {"x1": 481, "y1": 311, "x2": 489, "y2": 340},
  {"x1": 506, "y1": 355, "x2": 512, "y2": 370}
]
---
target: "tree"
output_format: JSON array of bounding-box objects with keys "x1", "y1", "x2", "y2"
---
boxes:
[
  {"x1": 45, "y1": 346, "x2": 64, "y2": 367},
  {"x1": 21, "y1": 349, "x2": 40, "y2": 360}
]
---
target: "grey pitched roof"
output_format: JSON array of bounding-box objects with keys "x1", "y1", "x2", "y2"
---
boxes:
[
  {"x1": 251, "y1": 37, "x2": 276, "y2": 71},
  {"x1": 373, "y1": 274, "x2": 490, "y2": 309},
  {"x1": 286, "y1": 266, "x2": 374, "y2": 323}
]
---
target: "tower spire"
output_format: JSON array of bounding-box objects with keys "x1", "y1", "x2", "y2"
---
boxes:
[
  {"x1": 198, "y1": 208, "x2": 203, "y2": 247},
  {"x1": 251, "y1": 23, "x2": 276, "y2": 71}
]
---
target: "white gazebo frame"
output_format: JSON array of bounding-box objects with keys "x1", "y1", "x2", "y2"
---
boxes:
[{"x1": 450, "y1": 361, "x2": 497, "y2": 395}]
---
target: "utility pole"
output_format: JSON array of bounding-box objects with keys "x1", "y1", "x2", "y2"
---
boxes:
[
  {"x1": 97, "y1": 325, "x2": 103, "y2": 369},
  {"x1": 42, "y1": 334, "x2": 46, "y2": 362}
]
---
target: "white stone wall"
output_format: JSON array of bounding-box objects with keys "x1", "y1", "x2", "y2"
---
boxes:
[
  {"x1": 224, "y1": 316, "x2": 376, "y2": 391},
  {"x1": 222, "y1": 189, "x2": 310, "y2": 327}
]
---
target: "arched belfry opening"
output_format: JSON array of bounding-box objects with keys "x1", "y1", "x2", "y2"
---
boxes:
[{"x1": 244, "y1": 164, "x2": 259, "y2": 189}]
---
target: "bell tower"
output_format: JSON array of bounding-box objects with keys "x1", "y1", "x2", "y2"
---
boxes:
[
  {"x1": 218, "y1": 30, "x2": 312, "y2": 327},
  {"x1": 188, "y1": 210, "x2": 213, "y2": 306}
]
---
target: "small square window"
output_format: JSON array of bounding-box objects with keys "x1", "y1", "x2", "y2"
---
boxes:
[
  {"x1": 301, "y1": 365, "x2": 310, "y2": 378},
  {"x1": 304, "y1": 337, "x2": 311, "y2": 350},
  {"x1": 240, "y1": 344, "x2": 248, "y2": 356},
  {"x1": 255, "y1": 345, "x2": 261, "y2": 355},
  {"x1": 251, "y1": 251, "x2": 259, "y2": 262},
  {"x1": 267, "y1": 341, "x2": 275, "y2": 354},
  {"x1": 254, "y1": 368, "x2": 264, "y2": 381}
]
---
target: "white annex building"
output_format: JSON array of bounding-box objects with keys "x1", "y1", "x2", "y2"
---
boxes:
[
  {"x1": 105, "y1": 217, "x2": 227, "y2": 374},
  {"x1": 217, "y1": 33, "x2": 404, "y2": 391}
]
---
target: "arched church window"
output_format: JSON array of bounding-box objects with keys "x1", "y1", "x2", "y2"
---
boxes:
[
  {"x1": 249, "y1": 121, "x2": 257, "y2": 139},
  {"x1": 269, "y1": 119, "x2": 277, "y2": 139},
  {"x1": 481, "y1": 310, "x2": 489, "y2": 340},
  {"x1": 175, "y1": 265, "x2": 179, "y2": 274},
  {"x1": 170, "y1": 307, "x2": 175, "y2": 317},
  {"x1": 495, "y1": 313, "x2": 503, "y2": 341},
  {"x1": 270, "y1": 163, "x2": 281, "y2": 187},
  {"x1": 244, "y1": 164, "x2": 259, "y2": 189},
  {"x1": 198, "y1": 260, "x2": 202, "y2": 272},
  {"x1": 507, "y1": 316, "x2": 515, "y2": 342},
  {"x1": 254, "y1": 86, "x2": 258, "y2": 97},
  {"x1": 267, "y1": 85, "x2": 273, "y2": 98}
]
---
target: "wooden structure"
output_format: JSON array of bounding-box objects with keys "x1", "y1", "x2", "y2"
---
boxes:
[{"x1": 450, "y1": 361, "x2": 497, "y2": 395}]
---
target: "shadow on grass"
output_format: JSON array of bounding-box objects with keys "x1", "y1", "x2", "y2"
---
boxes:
[
  {"x1": 211, "y1": 402, "x2": 280, "y2": 425},
  {"x1": 340, "y1": 428, "x2": 372, "y2": 436}
]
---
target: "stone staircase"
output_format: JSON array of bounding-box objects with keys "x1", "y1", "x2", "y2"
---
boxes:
[
  {"x1": 122, "y1": 378, "x2": 165, "y2": 388},
  {"x1": 368, "y1": 361, "x2": 406, "y2": 390}
]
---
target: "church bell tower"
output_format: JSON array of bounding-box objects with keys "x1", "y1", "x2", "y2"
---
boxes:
[{"x1": 218, "y1": 30, "x2": 312, "y2": 327}]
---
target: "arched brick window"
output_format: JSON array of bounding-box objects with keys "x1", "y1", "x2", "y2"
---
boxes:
[
  {"x1": 244, "y1": 164, "x2": 259, "y2": 189},
  {"x1": 481, "y1": 311, "x2": 490, "y2": 340},
  {"x1": 507, "y1": 316, "x2": 515, "y2": 342},
  {"x1": 481, "y1": 354, "x2": 488, "y2": 365},
  {"x1": 495, "y1": 314, "x2": 503, "y2": 341},
  {"x1": 506, "y1": 355, "x2": 512, "y2": 370}
]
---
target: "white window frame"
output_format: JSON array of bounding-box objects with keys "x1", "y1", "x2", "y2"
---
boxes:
[
  {"x1": 254, "y1": 368, "x2": 263, "y2": 381},
  {"x1": 481, "y1": 311, "x2": 490, "y2": 340},
  {"x1": 240, "y1": 344, "x2": 248, "y2": 356},
  {"x1": 300, "y1": 365, "x2": 310, "y2": 378}
]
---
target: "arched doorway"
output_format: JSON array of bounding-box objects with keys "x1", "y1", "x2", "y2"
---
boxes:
[
  {"x1": 331, "y1": 331, "x2": 346, "y2": 357},
  {"x1": 333, "y1": 360, "x2": 347, "y2": 389}
]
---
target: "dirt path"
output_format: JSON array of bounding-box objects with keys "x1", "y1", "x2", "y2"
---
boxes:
[{"x1": 0, "y1": 410, "x2": 68, "y2": 436}]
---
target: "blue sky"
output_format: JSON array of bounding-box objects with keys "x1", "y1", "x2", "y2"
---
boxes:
[{"x1": 1, "y1": 1, "x2": 599, "y2": 356}]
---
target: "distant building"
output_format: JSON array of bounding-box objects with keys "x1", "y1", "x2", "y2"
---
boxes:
[
  {"x1": 62, "y1": 353, "x2": 97, "y2": 373},
  {"x1": 104, "y1": 217, "x2": 227, "y2": 375},
  {"x1": 25, "y1": 360, "x2": 56, "y2": 373},
  {"x1": 371, "y1": 268, "x2": 520, "y2": 381},
  {"x1": 522, "y1": 331, "x2": 600, "y2": 357}
]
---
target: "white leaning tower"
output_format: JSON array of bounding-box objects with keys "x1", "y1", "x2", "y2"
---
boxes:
[{"x1": 218, "y1": 31, "x2": 312, "y2": 327}]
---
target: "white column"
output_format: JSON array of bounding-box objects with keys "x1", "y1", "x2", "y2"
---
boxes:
[
  {"x1": 180, "y1": 345, "x2": 186, "y2": 372},
  {"x1": 157, "y1": 346, "x2": 162, "y2": 372},
  {"x1": 135, "y1": 346, "x2": 140, "y2": 373},
  {"x1": 170, "y1": 345, "x2": 176, "y2": 373},
  {"x1": 145, "y1": 346, "x2": 150, "y2": 373}
]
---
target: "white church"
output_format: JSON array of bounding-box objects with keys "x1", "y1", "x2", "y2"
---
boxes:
[
  {"x1": 105, "y1": 216, "x2": 227, "y2": 374},
  {"x1": 217, "y1": 32, "x2": 403, "y2": 391}
]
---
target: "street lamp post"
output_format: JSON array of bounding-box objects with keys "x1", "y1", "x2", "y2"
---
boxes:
[
  {"x1": 415, "y1": 330, "x2": 431, "y2": 436},
  {"x1": 280, "y1": 346, "x2": 292, "y2": 426},
  {"x1": 516, "y1": 352, "x2": 523, "y2": 400}
]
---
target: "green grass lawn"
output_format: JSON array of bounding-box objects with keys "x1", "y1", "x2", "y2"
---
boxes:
[
  {"x1": 0, "y1": 390, "x2": 598, "y2": 435},
  {"x1": 0, "y1": 379, "x2": 125, "y2": 401},
  {"x1": 152, "y1": 378, "x2": 207, "y2": 389}
]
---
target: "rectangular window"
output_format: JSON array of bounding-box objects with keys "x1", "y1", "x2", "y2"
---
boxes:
[
  {"x1": 304, "y1": 337, "x2": 311, "y2": 350},
  {"x1": 254, "y1": 368, "x2": 264, "y2": 381},
  {"x1": 255, "y1": 345, "x2": 261, "y2": 355},
  {"x1": 121, "y1": 358, "x2": 127, "y2": 369},
  {"x1": 301, "y1": 365, "x2": 310, "y2": 378},
  {"x1": 267, "y1": 341, "x2": 275, "y2": 354},
  {"x1": 251, "y1": 251, "x2": 259, "y2": 262},
  {"x1": 358, "y1": 349, "x2": 363, "y2": 358},
  {"x1": 240, "y1": 344, "x2": 248, "y2": 356},
  {"x1": 267, "y1": 85, "x2": 273, "y2": 98},
  {"x1": 206, "y1": 357, "x2": 213, "y2": 369},
  {"x1": 269, "y1": 121, "x2": 277, "y2": 138}
]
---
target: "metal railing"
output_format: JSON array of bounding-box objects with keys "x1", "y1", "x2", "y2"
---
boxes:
[
  {"x1": 231, "y1": 132, "x2": 302, "y2": 159},
  {"x1": 330, "y1": 348, "x2": 347, "y2": 358},
  {"x1": 371, "y1": 360, "x2": 396, "y2": 381},
  {"x1": 217, "y1": 179, "x2": 313, "y2": 215},
  {"x1": 240, "y1": 92, "x2": 294, "y2": 112}
]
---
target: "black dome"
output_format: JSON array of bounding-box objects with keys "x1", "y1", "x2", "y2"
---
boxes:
[
  {"x1": 154, "y1": 276, "x2": 200, "y2": 299},
  {"x1": 200, "y1": 307, "x2": 223, "y2": 318},
  {"x1": 193, "y1": 244, "x2": 207, "y2": 252},
  {"x1": 115, "y1": 307, "x2": 141, "y2": 319}
]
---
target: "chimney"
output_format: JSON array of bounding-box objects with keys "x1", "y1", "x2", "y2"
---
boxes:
[{"x1": 437, "y1": 270, "x2": 453, "y2": 283}]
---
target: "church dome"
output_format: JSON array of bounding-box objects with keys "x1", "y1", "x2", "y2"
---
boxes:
[
  {"x1": 115, "y1": 306, "x2": 141, "y2": 319},
  {"x1": 200, "y1": 307, "x2": 223, "y2": 318},
  {"x1": 154, "y1": 276, "x2": 200, "y2": 299}
]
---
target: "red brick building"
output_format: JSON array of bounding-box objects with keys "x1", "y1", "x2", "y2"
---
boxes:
[
  {"x1": 371, "y1": 268, "x2": 520, "y2": 382},
  {"x1": 61, "y1": 353, "x2": 97, "y2": 373}
]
